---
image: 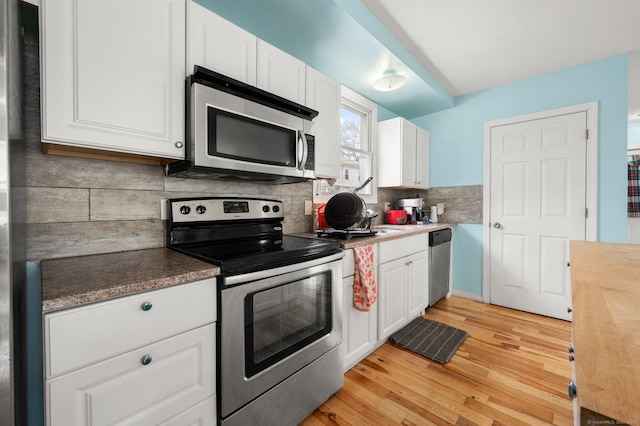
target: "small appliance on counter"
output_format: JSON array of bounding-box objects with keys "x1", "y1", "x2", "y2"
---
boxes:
[
  {"x1": 429, "y1": 205, "x2": 439, "y2": 223},
  {"x1": 399, "y1": 198, "x2": 424, "y2": 223},
  {"x1": 386, "y1": 209, "x2": 408, "y2": 225}
]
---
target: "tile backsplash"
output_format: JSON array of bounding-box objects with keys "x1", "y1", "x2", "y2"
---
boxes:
[{"x1": 23, "y1": 29, "x2": 480, "y2": 261}]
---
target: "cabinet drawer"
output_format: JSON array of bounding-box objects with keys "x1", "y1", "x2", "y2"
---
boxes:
[
  {"x1": 46, "y1": 323, "x2": 215, "y2": 426},
  {"x1": 379, "y1": 233, "x2": 429, "y2": 264},
  {"x1": 44, "y1": 278, "x2": 216, "y2": 378}
]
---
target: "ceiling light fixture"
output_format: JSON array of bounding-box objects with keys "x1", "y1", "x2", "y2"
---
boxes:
[{"x1": 373, "y1": 71, "x2": 407, "y2": 91}]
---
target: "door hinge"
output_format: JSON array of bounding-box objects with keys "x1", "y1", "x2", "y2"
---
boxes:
[
  {"x1": 585, "y1": 129, "x2": 589, "y2": 140},
  {"x1": 585, "y1": 207, "x2": 589, "y2": 218}
]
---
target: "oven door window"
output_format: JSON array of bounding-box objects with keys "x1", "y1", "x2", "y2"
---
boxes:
[
  {"x1": 207, "y1": 107, "x2": 297, "y2": 167},
  {"x1": 244, "y1": 271, "x2": 332, "y2": 378}
]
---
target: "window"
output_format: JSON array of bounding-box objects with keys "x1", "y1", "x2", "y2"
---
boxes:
[{"x1": 314, "y1": 86, "x2": 377, "y2": 204}]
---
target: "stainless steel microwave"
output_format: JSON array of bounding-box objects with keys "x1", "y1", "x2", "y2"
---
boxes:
[{"x1": 167, "y1": 67, "x2": 318, "y2": 183}]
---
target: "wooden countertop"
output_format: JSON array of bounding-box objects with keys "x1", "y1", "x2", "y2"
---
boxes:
[
  {"x1": 299, "y1": 223, "x2": 453, "y2": 249},
  {"x1": 41, "y1": 248, "x2": 220, "y2": 313},
  {"x1": 570, "y1": 241, "x2": 640, "y2": 423}
]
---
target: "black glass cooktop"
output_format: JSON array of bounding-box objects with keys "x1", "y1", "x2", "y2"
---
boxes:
[{"x1": 172, "y1": 235, "x2": 342, "y2": 278}]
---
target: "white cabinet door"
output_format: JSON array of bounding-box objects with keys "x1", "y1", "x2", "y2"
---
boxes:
[
  {"x1": 378, "y1": 257, "x2": 408, "y2": 341},
  {"x1": 415, "y1": 127, "x2": 430, "y2": 189},
  {"x1": 378, "y1": 117, "x2": 430, "y2": 189},
  {"x1": 401, "y1": 119, "x2": 417, "y2": 187},
  {"x1": 257, "y1": 39, "x2": 306, "y2": 104},
  {"x1": 306, "y1": 66, "x2": 341, "y2": 179},
  {"x1": 159, "y1": 396, "x2": 216, "y2": 426},
  {"x1": 407, "y1": 250, "x2": 429, "y2": 319},
  {"x1": 187, "y1": 1, "x2": 257, "y2": 84},
  {"x1": 342, "y1": 276, "x2": 378, "y2": 372},
  {"x1": 41, "y1": 0, "x2": 186, "y2": 160},
  {"x1": 47, "y1": 324, "x2": 215, "y2": 426}
]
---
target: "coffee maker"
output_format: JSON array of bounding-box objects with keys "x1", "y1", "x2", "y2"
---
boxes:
[{"x1": 398, "y1": 198, "x2": 424, "y2": 223}]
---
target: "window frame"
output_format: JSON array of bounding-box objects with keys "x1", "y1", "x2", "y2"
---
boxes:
[{"x1": 313, "y1": 86, "x2": 377, "y2": 205}]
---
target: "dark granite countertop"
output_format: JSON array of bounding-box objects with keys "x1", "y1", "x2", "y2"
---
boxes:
[{"x1": 41, "y1": 248, "x2": 220, "y2": 313}]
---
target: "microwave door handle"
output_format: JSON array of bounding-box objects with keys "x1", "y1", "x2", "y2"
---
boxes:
[{"x1": 298, "y1": 130, "x2": 309, "y2": 171}]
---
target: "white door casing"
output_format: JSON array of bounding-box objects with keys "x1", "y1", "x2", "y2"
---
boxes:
[{"x1": 483, "y1": 103, "x2": 598, "y2": 320}]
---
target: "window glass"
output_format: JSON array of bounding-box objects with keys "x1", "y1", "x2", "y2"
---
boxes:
[{"x1": 314, "y1": 87, "x2": 377, "y2": 204}]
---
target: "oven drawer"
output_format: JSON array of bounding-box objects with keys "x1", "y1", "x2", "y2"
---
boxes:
[
  {"x1": 46, "y1": 323, "x2": 215, "y2": 426},
  {"x1": 44, "y1": 278, "x2": 216, "y2": 378}
]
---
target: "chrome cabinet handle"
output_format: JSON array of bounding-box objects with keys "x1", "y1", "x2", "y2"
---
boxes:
[
  {"x1": 493, "y1": 222, "x2": 501, "y2": 229},
  {"x1": 140, "y1": 355, "x2": 152, "y2": 366},
  {"x1": 140, "y1": 301, "x2": 153, "y2": 311},
  {"x1": 175, "y1": 141, "x2": 184, "y2": 148},
  {"x1": 569, "y1": 353, "x2": 575, "y2": 362},
  {"x1": 567, "y1": 381, "x2": 577, "y2": 399},
  {"x1": 568, "y1": 346, "x2": 574, "y2": 353}
]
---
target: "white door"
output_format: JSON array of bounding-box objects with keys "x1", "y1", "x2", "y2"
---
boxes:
[{"x1": 489, "y1": 112, "x2": 587, "y2": 320}]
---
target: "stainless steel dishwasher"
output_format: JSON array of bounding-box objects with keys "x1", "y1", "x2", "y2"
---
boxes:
[{"x1": 429, "y1": 228, "x2": 452, "y2": 306}]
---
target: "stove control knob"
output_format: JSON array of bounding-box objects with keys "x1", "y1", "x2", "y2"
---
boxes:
[
  {"x1": 196, "y1": 205, "x2": 206, "y2": 214},
  {"x1": 262, "y1": 205, "x2": 270, "y2": 213},
  {"x1": 180, "y1": 205, "x2": 191, "y2": 215},
  {"x1": 272, "y1": 205, "x2": 280, "y2": 213}
]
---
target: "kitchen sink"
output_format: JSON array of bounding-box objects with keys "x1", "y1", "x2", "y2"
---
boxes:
[{"x1": 375, "y1": 228, "x2": 403, "y2": 235}]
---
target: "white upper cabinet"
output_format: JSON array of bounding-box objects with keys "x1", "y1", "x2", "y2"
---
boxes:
[
  {"x1": 415, "y1": 126, "x2": 430, "y2": 189},
  {"x1": 188, "y1": 3, "x2": 306, "y2": 105},
  {"x1": 187, "y1": 1, "x2": 257, "y2": 84},
  {"x1": 40, "y1": 0, "x2": 186, "y2": 161},
  {"x1": 378, "y1": 117, "x2": 430, "y2": 189},
  {"x1": 257, "y1": 39, "x2": 306, "y2": 105},
  {"x1": 306, "y1": 66, "x2": 341, "y2": 179}
]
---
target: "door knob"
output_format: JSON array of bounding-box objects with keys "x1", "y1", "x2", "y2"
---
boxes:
[{"x1": 493, "y1": 222, "x2": 501, "y2": 229}]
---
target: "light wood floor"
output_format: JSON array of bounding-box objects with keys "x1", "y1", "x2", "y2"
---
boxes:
[{"x1": 300, "y1": 296, "x2": 573, "y2": 425}]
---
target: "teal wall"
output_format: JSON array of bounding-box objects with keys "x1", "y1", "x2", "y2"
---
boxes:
[
  {"x1": 630, "y1": 121, "x2": 640, "y2": 146},
  {"x1": 413, "y1": 54, "x2": 629, "y2": 296}
]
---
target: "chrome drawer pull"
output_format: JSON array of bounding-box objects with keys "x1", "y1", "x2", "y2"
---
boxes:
[
  {"x1": 140, "y1": 302, "x2": 153, "y2": 311},
  {"x1": 140, "y1": 355, "x2": 152, "y2": 366}
]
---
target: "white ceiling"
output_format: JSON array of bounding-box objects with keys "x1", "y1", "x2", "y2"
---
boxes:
[{"x1": 361, "y1": 0, "x2": 640, "y2": 120}]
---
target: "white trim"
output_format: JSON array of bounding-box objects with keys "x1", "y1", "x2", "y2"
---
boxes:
[
  {"x1": 450, "y1": 289, "x2": 483, "y2": 302},
  {"x1": 313, "y1": 86, "x2": 378, "y2": 205},
  {"x1": 482, "y1": 102, "x2": 599, "y2": 303},
  {"x1": 628, "y1": 144, "x2": 640, "y2": 155}
]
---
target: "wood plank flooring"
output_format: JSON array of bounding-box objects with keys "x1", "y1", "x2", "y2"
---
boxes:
[{"x1": 300, "y1": 296, "x2": 573, "y2": 425}]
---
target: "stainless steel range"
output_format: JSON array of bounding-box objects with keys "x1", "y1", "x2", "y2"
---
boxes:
[{"x1": 166, "y1": 197, "x2": 344, "y2": 426}]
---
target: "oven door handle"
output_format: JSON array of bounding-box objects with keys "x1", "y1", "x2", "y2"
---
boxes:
[
  {"x1": 223, "y1": 251, "x2": 344, "y2": 287},
  {"x1": 297, "y1": 130, "x2": 309, "y2": 171}
]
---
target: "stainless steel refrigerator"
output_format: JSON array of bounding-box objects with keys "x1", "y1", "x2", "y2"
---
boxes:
[{"x1": 0, "y1": 0, "x2": 27, "y2": 424}]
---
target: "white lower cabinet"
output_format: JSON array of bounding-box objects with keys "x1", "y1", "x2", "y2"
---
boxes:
[
  {"x1": 407, "y1": 251, "x2": 430, "y2": 319},
  {"x1": 159, "y1": 396, "x2": 216, "y2": 426},
  {"x1": 342, "y1": 247, "x2": 379, "y2": 371},
  {"x1": 340, "y1": 234, "x2": 430, "y2": 370},
  {"x1": 378, "y1": 235, "x2": 429, "y2": 341},
  {"x1": 378, "y1": 257, "x2": 409, "y2": 340},
  {"x1": 47, "y1": 324, "x2": 215, "y2": 426},
  {"x1": 44, "y1": 279, "x2": 217, "y2": 426}
]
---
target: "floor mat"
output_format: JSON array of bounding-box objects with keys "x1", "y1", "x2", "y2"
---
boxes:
[{"x1": 389, "y1": 317, "x2": 468, "y2": 364}]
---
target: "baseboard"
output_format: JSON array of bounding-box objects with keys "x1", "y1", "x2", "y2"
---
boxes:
[{"x1": 451, "y1": 289, "x2": 483, "y2": 302}]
